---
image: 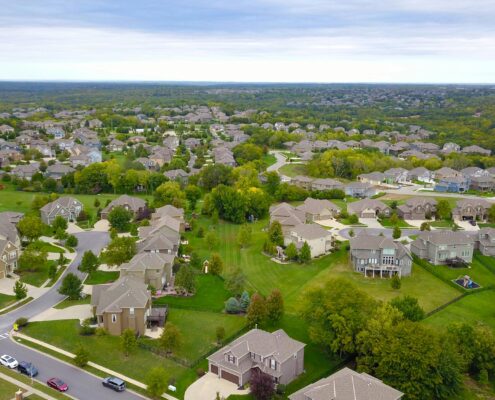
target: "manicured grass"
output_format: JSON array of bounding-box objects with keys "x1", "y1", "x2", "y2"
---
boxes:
[
  {"x1": 479, "y1": 223, "x2": 495, "y2": 229},
  {"x1": 144, "y1": 309, "x2": 247, "y2": 364},
  {"x1": 296, "y1": 247, "x2": 461, "y2": 313},
  {"x1": 0, "y1": 297, "x2": 33, "y2": 315},
  {"x1": 424, "y1": 289, "x2": 495, "y2": 331},
  {"x1": 28, "y1": 240, "x2": 64, "y2": 253},
  {"x1": 430, "y1": 219, "x2": 457, "y2": 228},
  {"x1": 54, "y1": 296, "x2": 91, "y2": 309},
  {"x1": 187, "y1": 218, "x2": 461, "y2": 314},
  {"x1": 0, "y1": 376, "x2": 23, "y2": 400},
  {"x1": 338, "y1": 218, "x2": 366, "y2": 226},
  {"x1": 0, "y1": 366, "x2": 70, "y2": 400},
  {"x1": 0, "y1": 293, "x2": 16, "y2": 310},
  {"x1": 378, "y1": 217, "x2": 413, "y2": 228},
  {"x1": 419, "y1": 253, "x2": 495, "y2": 290},
  {"x1": 84, "y1": 270, "x2": 119, "y2": 285},
  {"x1": 262, "y1": 153, "x2": 277, "y2": 168},
  {"x1": 22, "y1": 320, "x2": 189, "y2": 385},
  {"x1": 278, "y1": 163, "x2": 307, "y2": 177},
  {"x1": 18, "y1": 260, "x2": 58, "y2": 287},
  {"x1": 153, "y1": 274, "x2": 231, "y2": 312}
]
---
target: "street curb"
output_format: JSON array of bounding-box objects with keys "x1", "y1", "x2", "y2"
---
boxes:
[{"x1": 9, "y1": 332, "x2": 151, "y2": 400}]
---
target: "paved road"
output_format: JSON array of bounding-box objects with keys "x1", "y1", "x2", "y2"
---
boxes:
[
  {"x1": 267, "y1": 150, "x2": 292, "y2": 182},
  {"x1": 0, "y1": 231, "x2": 144, "y2": 400},
  {"x1": 383, "y1": 186, "x2": 495, "y2": 202}
]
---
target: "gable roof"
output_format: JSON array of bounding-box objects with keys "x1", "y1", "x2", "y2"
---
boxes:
[
  {"x1": 296, "y1": 198, "x2": 340, "y2": 215},
  {"x1": 289, "y1": 367, "x2": 403, "y2": 400},
  {"x1": 291, "y1": 223, "x2": 332, "y2": 240}
]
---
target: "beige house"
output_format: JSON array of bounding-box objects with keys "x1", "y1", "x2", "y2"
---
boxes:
[
  {"x1": 91, "y1": 277, "x2": 151, "y2": 336},
  {"x1": 100, "y1": 195, "x2": 146, "y2": 219},
  {"x1": 348, "y1": 199, "x2": 391, "y2": 219},
  {"x1": 120, "y1": 252, "x2": 174, "y2": 290},
  {"x1": 396, "y1": 197, "x2": 437, "y2": 220},
  {"x1": 269, "y1": 203, "x2": 306, "y2": 234},
  {"x1": 208, "y1": 329, "x2": 305, "y2": 387},
  {"x1": 286, "y1": 224, "x2": 333, "y2": 258},
  {"x1": 296, "y1": 198, "x2": 340, "y2": 222},
  {"x1": 289, "y1": 367, "x2": 403, "y2": 400}
]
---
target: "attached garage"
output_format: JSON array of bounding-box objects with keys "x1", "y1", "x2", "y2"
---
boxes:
[
  {"x1": 210, "y1": 365, "x2": 218, "y2": 375},
  {"x1": 221, "y1": 370, "x2": 239, "y2": 385}
]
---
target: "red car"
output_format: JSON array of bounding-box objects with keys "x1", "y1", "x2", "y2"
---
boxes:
[{"x1": 47, "y1": 378, "x2": 68, "y2": 392}]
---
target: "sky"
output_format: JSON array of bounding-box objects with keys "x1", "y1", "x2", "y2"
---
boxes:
[{"x1": 0, "y1": 0, "x2": 494, "y2": 83}]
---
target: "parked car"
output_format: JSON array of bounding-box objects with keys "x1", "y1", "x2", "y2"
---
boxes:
[
  {"x1": 0, "y1": 355, "x2": 18, "y2": 369},
  {"x1": 469, "y1": 220, "x2": 477, "y2": 226},
  {"x1": 17, "y1": 361, "x2": 38, "y2": 377},
  {"x1": 47, "y1": 378, "x2": 68, "y2": 392},
  {"x1": 102, "y1": 376, "x2": 126, "y2": 392}
]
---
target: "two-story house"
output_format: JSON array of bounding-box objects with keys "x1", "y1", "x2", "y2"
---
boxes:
[
  {"x1": 208, "y1": 328, "x2": 305, "y2": 387},
  {"x1": 100, "y1": 195, "x2": 146, "y2": 220},
  {"x1": 40, "y1": 196, "x2": 83, "y2": 225},
  {"x1": 285, "y1": 224, "x2": 333, "y2": 258},
  {"x1": 397, "y1": 197, "x2": 437, "y2": 220},
  {"x1": 411, "y1": 231, "x2": 474, "y2": 265},
  {"x1": 120, "y1": 252, "x2": 174, "y2": 290},
  {"x1": 350, "y1": 233, "x2": 412, "y2": 278},
  {"x1": 91, "y1": 276, "x2": 151, "y2": 336},
  {"x1": 473, "y1": 228, "x2": 495, "y2": 257},
  {"x1": 452, "y1": 199, "x2": 491, "y2": 221}
]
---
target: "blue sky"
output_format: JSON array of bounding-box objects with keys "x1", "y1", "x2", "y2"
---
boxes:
[{"x1": 0, "y1": 0, "x2": 494, "y2": 82}]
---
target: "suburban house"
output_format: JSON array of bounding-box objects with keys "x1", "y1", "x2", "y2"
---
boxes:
[
  {"x1": 45, "y1": 164, "x2": 75, "y2": 180},
  {"x1": 348, "y1": 199, "x2": 391, "y2": 219},
  {"x1": 40, "y1": 196, "x2": 83, "y2": 225},
  {"x1": 344, "y1": 182, "x2": 376, "y2": 198},
  {"x1": 285, "y1": 224, "x2": 333, "y2": 258},
  {"x1": 295, "y1": 198, "x2": 340, "y2": 222},
  {"x1": 357, "y1": 172, "x2": 388, "y2": 186},
  {"x1": 291, "y1": 175, "x2": 314, "y2": 190},
  {"x1": 164, "y1": 169, "x2": 189, "y2": 183},
  {"x1": 349, "y1": 233, "x2": 412, "y2": 277},
  {"x1": 433, "y1": 167, "x2": 462, "y2": 180},
  {"x1": 207, "y1": 328, "x2": 305, "y2": 387},
  {"x1": 384, "y1": 167, "x2": 409, "y2": 184},
  {"x1": 397, "y1": 197, "x2": 437, "y2": 220},
  {"x1": 91, "y1": 276, "x2": 152, "y2": 336},
  {"x1": 270, "y1": 203, "x2": 306, "y2": 234},
  {"x1": 289, "y1": 367, "x2": 403, "y2": 400},
  {"x1": 11, "y1": 163, "x2": 40, "y2": 181},
  {"x1": 470, "y1": 175, "x2": 495, "y2": 192},
  {"x1": 108, "y1": 139, "x2": 125, "y2": 152},
  {"x1": 407, "y1": 167, "x2": 434, "y2": 183},
  {"x1": 473, "y1": 228, "x2": 495, "y2": 257},
  {"x1": 0, "y1": 217, "x2": 20, "y2": 279},
  {"x1": 462, "y1": 145, "x2": 491, "y2": 156},
  {"x1": 434, "y1": 176, "x2": 470, "y2": 193},
  {"x1": 120, "y1": 252, "x2": 174, "y2": 290},
  {"x1": 410, "y1": 231, "x2": 474, "y2": 265},
  {"x1": 101, "y1": 195, "x2": 146, "y2": 219},
  {"x1": 452, "y1": 199, "x2": 491, "y2": 221},
  {"x1": 310, "y1": 178, "x2": 344, "y2": 191}
]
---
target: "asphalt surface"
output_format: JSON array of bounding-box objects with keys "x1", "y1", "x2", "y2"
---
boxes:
[
  {"x1": 0, "y1": 231, "x2": 145, "y2": 400},
  {"x1": 339, "y1": 227, "x2": 420, "y2": 239}
]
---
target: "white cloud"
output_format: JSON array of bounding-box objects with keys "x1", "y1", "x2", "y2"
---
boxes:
[{"x1": 0, "y1": 25, "x2": 494, "y2": 82}]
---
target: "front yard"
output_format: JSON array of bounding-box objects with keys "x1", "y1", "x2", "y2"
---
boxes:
[
  {"x1": 0, "y1": 293, "x2": 16, "y2": 310},
  {"x1": 18, "y1": 260, "x2": 58, "y2": 287}
]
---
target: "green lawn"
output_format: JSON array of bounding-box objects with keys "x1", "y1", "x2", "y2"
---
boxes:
[
  {"x1": 22, "y1": 320, "x2": 189, "y2": 385},
  {"x1": 278, "y1": 163, "x2": 307, "y2": 177},
  {"x1": 0, "y1": 377, "x2": 23, "y2": 400},
  {"x1": 378, "y1": 217, "x2": 413, "y2": 228},
  {"x1": 0, "y1": 293, "x2": 16, "y2": 310},
  {"x1": 28, "y1": 240, "x2": 64, "y2": 253},
  {"x1": 84, "y1": 270, "x2": 119, "y2": 285},
  {"x1": 153, "y1": 274, "x2": 231, "y2": 312},
  {"x1": 54, "y1": 296, "x2": 91, "y2": 309},
  {"x1": 144, "y1": 309, "x2": 246, "y2": 364},
  {"x1": 424, "y1": 289, "x2": 495, "y2": 331},
  {"x1": 262, "y1": 153, "x2": 277, "y2": 168},
  {"x1": 430, "y1": 219, "x2": 457, "y2": 229},
  {"x1": 419, "y1": 253, "x2": 495, "y2": 290},
  {"x1": 18, "y1": 260, "x2": 58, "y2": 287},
  {"x1": 479, "y1": 223, "x2": 495, "y2": 229}
]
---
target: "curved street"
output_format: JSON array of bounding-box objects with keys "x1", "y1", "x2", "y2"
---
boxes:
[{"x1": 0, "y1": 231, "x2": 145, "y2": 400}]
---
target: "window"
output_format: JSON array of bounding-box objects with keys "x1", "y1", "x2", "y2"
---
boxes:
[
  {"x1": 383, "y1": 248, "x2": 395, "y2": 255},
  {"x1": 111, "y1": 314, "x2": 117, "y2": 323},
  {"x1": 382, "y1": 256, "x2": 394, "y2": 265},
  {"x1": 129, "y1": 307, "x2": 134, "y2": 315},
  {"x1": 270, "y1": 359, "x2": 276, "y2": 370},
  {"x1": 227, "y1": 355, "x2": 235, "y2": 364}
]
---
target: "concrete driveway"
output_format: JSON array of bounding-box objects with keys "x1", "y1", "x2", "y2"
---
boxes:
[
  {"x1": 456, "y1": 220, "x2": 480, "y2": 231},
  {"x1": 359, "y1": 218, "x2": 383, "y2": 229},
  {"x1": 93, "y1": 219, "x2": 110, "y2": 232},
  {"x1": 185, "y1": 373, "x2": 250, "y2": 400}
]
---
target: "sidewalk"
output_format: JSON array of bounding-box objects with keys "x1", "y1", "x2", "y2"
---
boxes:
[
  {"x1": 12, "y1": 332, "x2": 179, "y2": 400},
  {"x1": 0, "y1": 371, "x2": 59, "y2": 400}
]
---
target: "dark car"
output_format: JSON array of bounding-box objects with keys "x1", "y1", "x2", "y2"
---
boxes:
[
  {"x1": 102, "y1": 376, "x2": 126, "y2": 392},
  {"x1": 17, "y1": 361, "x2": 38, "y2": 377},
  {"x1": 47, "y1": 378, "x2": 68, "y2": 392},
  {"x1": 469, "y1": 220, "x2": 477, "y2": 226}
]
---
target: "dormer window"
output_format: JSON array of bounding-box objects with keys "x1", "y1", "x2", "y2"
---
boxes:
[
  {"x1": 270, "y1": 359, "x2": 276, "y2": 370},
  {"x1": 227, "y1": 355, "x2": 235, "y2": 364}
]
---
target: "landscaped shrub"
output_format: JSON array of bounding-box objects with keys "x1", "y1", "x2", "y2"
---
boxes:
[
  {"x1": 15, "y1": 317, "x2": 28, "y2": 328},
  {"x1": 225, "y1": 297, "x2": 241, "y2": 314}
]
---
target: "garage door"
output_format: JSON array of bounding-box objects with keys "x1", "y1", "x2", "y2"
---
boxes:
[
  {"x1": 221, "y1": 370, "x2": 239, "y2": 385},
  {"x1": 210, "y1": 365, "x2": 218, "y2": 375}
]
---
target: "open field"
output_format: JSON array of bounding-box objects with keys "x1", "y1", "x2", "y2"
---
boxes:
[{"x1": 278, "y1": 163, "x2": 307, "y2": 177}]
